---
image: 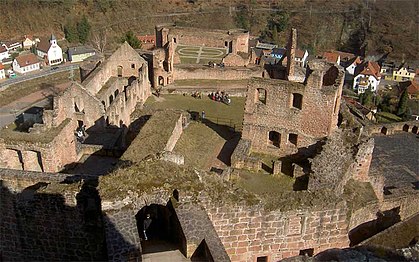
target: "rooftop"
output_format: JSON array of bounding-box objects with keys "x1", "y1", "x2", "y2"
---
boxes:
[
  {"x1": 15, "y1": 53, "x2": 39, "y2": 67},
  {"x1": 370, "y1": 133, "x2": 418, "y2": 196}
]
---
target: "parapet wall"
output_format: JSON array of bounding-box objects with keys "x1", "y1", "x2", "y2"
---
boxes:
[{"x1": 203, "y1": 202, "x2": 349, "y2": 261}]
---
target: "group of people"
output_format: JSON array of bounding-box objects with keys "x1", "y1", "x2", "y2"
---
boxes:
[
  {"x1": 209, "y1": 91, "x2": 231, "y2": 105},
  {"x1": 191, "y1": 91, "x2": 202, "y2": 99}
]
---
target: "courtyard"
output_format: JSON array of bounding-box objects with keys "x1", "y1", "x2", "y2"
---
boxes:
[{"x1": 176, "y1": 44, "x2": 227, "y2": 64}]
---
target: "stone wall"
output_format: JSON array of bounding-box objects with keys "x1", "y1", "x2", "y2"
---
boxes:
[
  {"x1": 83, "y1": 42, "x2": 149, "y2": 96},
  {"x1": 365, "y1": 121, "x2": 419, "y2": 136},
  {"x1": 174, "y1": 65, "x2": 263, "y2": 81},
  {"x1": 203, "y1": 203, "x2": 349, "y2": 261},
  {"x1": 156, "y1": 25, "x2": 249, "y2": 54},
  {"x1": 164, "y1": 113, "x2": 183, "y2": 152},
  {"x1": 0, "y1": 119, "x2": 78, "y2": 172},
  {"x1": 241, "y1": 62, "x2": 343, "y2": 157}
]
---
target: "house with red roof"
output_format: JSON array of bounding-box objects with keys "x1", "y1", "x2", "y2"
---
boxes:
[
  {"x1": 0, "y1": 46, "x2": 10, "y2": 62},
  {"x1": 12, "y1": 53, "x2": 40, "y2": 74},
  {"x1": 344, "y1": 56, "x2": 363, "y2": 75},
  {"x1": 0, "y1": 63, "x2": 5, "y2": 80},
  {"x1": 322, "y1": 52, "x2": 340, "y2": 65},
  {"x1": 353, "y1": 61, "x2": 381, "y2": 94},
  {"x1": 399, "y1": 80, "x2": 419, "y2": 99}
]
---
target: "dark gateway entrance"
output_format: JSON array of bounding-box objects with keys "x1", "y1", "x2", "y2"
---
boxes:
[{"x1": 136, "y1": 201, "x2": 186, "y2": 255}]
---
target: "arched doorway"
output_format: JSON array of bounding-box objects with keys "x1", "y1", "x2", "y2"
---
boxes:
[
  {"x1": 381, "y1": 126, "x2": 388, "y2": 135},
  {"x1": 412, "y1": 126, "x2": 418, "y2": 134},
  {"x1": 403, "y1": 124, "x2": 409, "y2": 132},
  {"x1": 135, "y1": 201, "x2": 186, "y2": 255}
]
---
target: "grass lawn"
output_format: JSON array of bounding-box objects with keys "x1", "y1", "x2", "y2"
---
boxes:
[
  {"x1": 173, "y1": 122, "x2": 226, "y2": 170},
  {"x1": 376, "y1": 111, "x2": 402, "y2": 123},
  {"x1": 0, "y1": 71, "x2": 80, "y2": 107},
  {"x1": 234, "y1": 170, "x2": 295, "y2": 197},
  {"x1": 141, "y1": 94, "x2": 245, "y2": 129}
]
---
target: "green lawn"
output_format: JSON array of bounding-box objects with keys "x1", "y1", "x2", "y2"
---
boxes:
[
  {"x1": 376, "y1": 111, "x2": 402, "y2": 123},
  {"x1": 173, "y1": 122, "x2": 226, "y2": 169},
  {"x1": 141, "y1": 94, "x2": 245, "y2": 130}
]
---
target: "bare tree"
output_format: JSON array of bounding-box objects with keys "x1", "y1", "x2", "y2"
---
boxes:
[{"x1": 91, "y1": 29, "x2": 107, "y2": 53}]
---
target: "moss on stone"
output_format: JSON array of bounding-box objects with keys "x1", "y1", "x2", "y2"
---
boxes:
[{"x1": 0, "y1": 118, "x2": 72, "y2": 144}]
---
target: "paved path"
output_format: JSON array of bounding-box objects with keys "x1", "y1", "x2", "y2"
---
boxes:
[
  {"x1": 0, "y1": 64, "x2": 78, "y2": 90},
  {"x1": 142, "y1": 250, "x2": 190, "y2": 262},
  {"x1": 0, "y1": 82, "x2": 72, "y2": 128}
]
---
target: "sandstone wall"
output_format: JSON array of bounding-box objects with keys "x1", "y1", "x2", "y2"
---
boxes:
[
  {"x1": 83, "y1": 42, "x2": 149, "y2": 95},
  {"x1": 203, "y1": 203, "x2": 349, "y2": 261},
  {"x1": 242, "y1": 75, "x2": 342, "y2": 156},
  {"x1": 164, "y1": 113, "x2": 183, "y2": 152},
  {"x1": 0, "y1": 119, "x2": 78, "y2": 172},
  {"x1": 174, "y1": 65, "x2": 263, "y2": 81}
]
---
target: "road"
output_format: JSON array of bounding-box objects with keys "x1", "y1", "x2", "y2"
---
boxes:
[{"x1": 0, "y1": 64, "x2": 79, "y2": 90}]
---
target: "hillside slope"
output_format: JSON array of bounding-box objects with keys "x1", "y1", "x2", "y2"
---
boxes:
[{"x1": 0, "y1": 0, "x2": 417, "y2": 61}]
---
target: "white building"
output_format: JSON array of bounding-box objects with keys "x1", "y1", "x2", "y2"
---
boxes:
[
  {"x1": 353, "y1": 61, "x2": 381, "y2": 94},
  {"x1": 22, "y1": 35, "x2": 38, "y2": 49},
  {"x1": 295, "y1": 49, "x2": 308, "y2": 67},
  {"x1": 2, "y1": 40, "x2": 22, "y2": 52},
  {"x1": 345, "y1": 56, "x2": 362, "y2": 76},
  {"x1": 0, "y1": 46, "x2": 9, "y2": 61},
  {"x1": 0, "y1": 63, "x2": 5, "y2": 80},
  {"x1": 36, "y1": 34, "x2": 63, "y2": 66},
  {"x1": 13, "y1": 53, "x2": 40, "y2": 74}
]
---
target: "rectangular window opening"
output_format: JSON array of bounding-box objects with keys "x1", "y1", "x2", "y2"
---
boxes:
[
  {"x1": 257, "y1": 256, "x2": 268, "y2": 262},
  {"x1": 289, "y1": 133, "x2": 298, "y2": 146}
]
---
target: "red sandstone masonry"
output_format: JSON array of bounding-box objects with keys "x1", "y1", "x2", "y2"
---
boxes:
[{"x1": 204, "y1": 204, "x2": 350, "y2": 261}]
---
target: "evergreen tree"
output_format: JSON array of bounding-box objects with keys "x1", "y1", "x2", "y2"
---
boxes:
[
  {"x1": 77, "y1": 16, "x2": 91, "y2": 44},
  {"x1": 397, "y1": 89, "x2": 409, "y2": 116},
  {"x1": 272, "y1": 26, "x2": 279, "y2": 45},
  {"x1": 234, "y1": 4, "x2": 250, "y2": 30},
  {"x1": 121, "y1": 31, "x2": 142, "y2": 49},
  {"x1": 64, "y1": 23, "x2": 78, "y2": 43}
]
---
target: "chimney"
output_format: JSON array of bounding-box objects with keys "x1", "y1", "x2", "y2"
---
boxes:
[{"x1": 286, "y1": 28, "x2": 297, "y2": 81}]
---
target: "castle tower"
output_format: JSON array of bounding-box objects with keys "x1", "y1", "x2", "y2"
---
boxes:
[{"x1": 286, "y1": 28, "x2": 297, "y2": 81}]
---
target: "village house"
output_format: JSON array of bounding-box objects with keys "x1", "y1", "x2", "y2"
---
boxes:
[
  {"x1": 321, "y1": 51, "x2": 340, "y2": 65},
  {"x1": 392, "y1": 64, "x2": 416, "y2": 82},
  {"x1": 12, "y1": 53, "x2": 40, "y2": 74},
  {"x1": 294, "y1": 49, "x2": 308, "y2": 67},
  {"x1": 0, "y1": 46, "x2": 10, "y2": 61},
  {"x1": 353, "y1": 61, "x2": 381, "y2": 94},
  {"x1": 399, "y1": 80, "x2": 419, "y2": 99},
  {"x1": 67, "y1": 46, "x2": 96, "y2": 63},
  {"x1": 36, "y1": 34, "x2": 63, "y2": 66},
  {"x1": 344, "y1": 56, "x2": 363, "y2": 76},
  {"x1": 0, "y1": 63, "x2": 5, "y2": 80},
  {"x1": 1, "y1": 39, "x2": 23, "y2": 52},
  {"x1": 22, "y1": 35, "x2": 38, "y2": 49}
]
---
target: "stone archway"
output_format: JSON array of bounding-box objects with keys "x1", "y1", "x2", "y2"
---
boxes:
[
  {"x1": 403, "y1": 124, "x2": 409, "y2": 132},
  {"x1": 135, "y1": 201, "x2": 186, "y2": 255},
  {"x1": 158, "y1": 76, "x2": 164, "y2": 86}
]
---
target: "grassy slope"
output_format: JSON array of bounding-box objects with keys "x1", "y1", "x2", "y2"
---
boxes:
[{"x1": 0, "y1": 0, "x2": 417, "y2": 61}]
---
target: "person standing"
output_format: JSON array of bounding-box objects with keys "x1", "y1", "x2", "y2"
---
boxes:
[
  {"x1": 201, "y1": 111, "x2": 206, "y2": 122},
  {"x1": 143, "y1": 214, "x2": 152, "y2": 241}
]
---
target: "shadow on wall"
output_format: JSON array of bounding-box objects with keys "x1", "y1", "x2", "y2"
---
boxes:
[
  {"x1": 0, "y1": 178, "x2": 139, "y2": 261},
  {"x1": 349, "y1": 207, "x2": 401, "y2": 246}
]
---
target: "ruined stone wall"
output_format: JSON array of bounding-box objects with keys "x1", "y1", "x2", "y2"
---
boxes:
[
  {"x1": 203, "y1": 203, "x2": 349, "y2": 261},
  {"x1": 348, "y1": 193, "x2": 419, "y2": 232},
  {"x1": 174, "y1": 65, "x2": 263, "y2": 81},
  {"x1": 164, "y1": 113, "x2": 183, "y2": 152},
  {"x1": 0, "y1": 119, "x2": 77, "y2": 172},
  {"x1": 47, "y1": 83, "x2": 105, "y2": 129},
  {"x1": 0, "y1": 171, "x2": 106, "y2": 262},
  {"x1": 83, "y1": 42, "x2": 149, "y2": 95},
  {"x1": 223, "y1": 53, "x2": 250, "y2": 67},
  {"x1": 242, "y1": 75, "x2": 342, "y2": 156},
  {"x1": 365, "y1": 121, "x2": 419, "y2": 136},
  {"x1": 157, "y1": 25, "x2": 249, "y2": 54}
]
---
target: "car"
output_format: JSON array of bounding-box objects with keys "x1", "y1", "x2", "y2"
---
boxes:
[{"x1": 51, "y1": 66, "x2": 59, "y2": 70}]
